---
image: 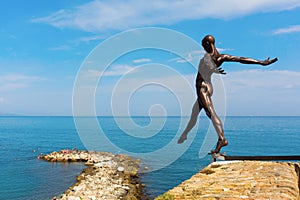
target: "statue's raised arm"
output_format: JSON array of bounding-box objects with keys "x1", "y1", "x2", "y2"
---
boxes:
[
  {"x1": 216, "y1": 54, "x2": 278, "y2": 67},
  {"x1": 202, "y1": 35, "x2": 278, "y2": 67}
]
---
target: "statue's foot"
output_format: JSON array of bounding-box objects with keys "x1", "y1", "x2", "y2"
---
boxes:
[
  {"x1": 211, "y1": 138, "x2": 228, "y2": 154},
  {"x1": 177, "y1": 134, "x2": 187, "y2": 144}
]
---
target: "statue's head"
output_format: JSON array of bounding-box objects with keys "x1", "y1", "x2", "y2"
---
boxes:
[{"x1": 202, "y1": 35, "x2": 215, "y2": 53}]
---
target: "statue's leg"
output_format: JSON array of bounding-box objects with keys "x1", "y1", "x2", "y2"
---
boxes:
[
  {"x1": 199, "y1": 85, "x2": 228, "y2": 153},
  {"x1": 178, "y1": 100, "x2": 201, "y2": 144}
]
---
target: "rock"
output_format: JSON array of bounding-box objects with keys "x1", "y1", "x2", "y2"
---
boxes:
[
  {"x1": 85, "y1": 161, "x2": 94, "y2": 166},
  {"x1": 129, "y1": 170, "x2": 138, "y2": 177},
  {"x1": 117, "y1": 166, "x2": 125, "y2": 172},
  {"x1": 95, "y1": 163, "x2": 103, "y2": 168},
  {"x1": 65, "y1": 196, "x2": 80, "y2": 200},
  {"x1": 87, "y1": 195, "x2": 96, "y2": 200},
  {"x1": 115, "y1": 188, "x2": 127, "y2": 196}
]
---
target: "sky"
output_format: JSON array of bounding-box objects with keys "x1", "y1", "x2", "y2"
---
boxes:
[{"x1": 1, "y1": 0, "x2": 300, "y2": 116}]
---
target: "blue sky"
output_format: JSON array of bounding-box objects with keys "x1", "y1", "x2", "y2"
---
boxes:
[{"x1": 1, "y1": 0, "x2": 300, "y2": 116}]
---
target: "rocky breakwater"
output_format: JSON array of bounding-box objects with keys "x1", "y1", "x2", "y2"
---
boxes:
[
  {"x1": 39, "y1": 150, "x2": 143, "y2": 200},
  {"x1": 156, "y1": 161, "x2": 300, "y2": 200}
]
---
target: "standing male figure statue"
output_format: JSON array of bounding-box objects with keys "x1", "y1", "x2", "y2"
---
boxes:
[{"x1": 178, "y1": 35, "x2": 278, "y2": 153}]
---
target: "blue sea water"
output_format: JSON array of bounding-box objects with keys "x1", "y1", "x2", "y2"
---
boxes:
[{"x1": 0, "y1": 116, "x2": 299, "y2": 199}]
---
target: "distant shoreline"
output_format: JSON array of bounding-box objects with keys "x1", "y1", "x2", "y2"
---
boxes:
[{"x1": 1, "y1": 115, "x2": 300, "y2": 117}]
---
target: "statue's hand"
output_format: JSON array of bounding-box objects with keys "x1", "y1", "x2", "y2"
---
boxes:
[{"x1": 261, "y1": 57, "x2": 278, "y2": 66}]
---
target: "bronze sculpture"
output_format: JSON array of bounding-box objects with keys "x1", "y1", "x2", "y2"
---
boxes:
[{"x1": 178, "y1": 35, "x2": 278, "y2": 153}]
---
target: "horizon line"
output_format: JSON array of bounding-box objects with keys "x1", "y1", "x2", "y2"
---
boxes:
[{"x1": 1, "y1": 115, "x2": 300, "y2": 117}]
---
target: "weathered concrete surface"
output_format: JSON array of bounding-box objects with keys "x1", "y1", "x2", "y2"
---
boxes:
[{"x1": 156, "y1": 161, "x2": 300, "y2": 200}]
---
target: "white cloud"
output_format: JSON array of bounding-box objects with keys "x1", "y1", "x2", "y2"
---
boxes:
[
  {"x1": 87, "y1": 64, "x2": 136, "y2": 77},
  {"x1": 133, "y1": 58, "x2": 151, "y2": 63},
  {"x1": 49, "y1": 34, "x2": 106, "y2": 51},
  {"x1": 110, "y1": 69, "x2": 300, "y2": 115},
  {"x1": 272, "y1": 25, "x2": 300, "y2": 35},
  {"x1": 0, "y1": 83, "x2": 29, "y2": 91},
  {"x1": 0, "y1": 97, "x2": 4, "y2": 103},
  {"x1": 175, "y1": 50, "x2": 204, "y2": 63},
  {"x1": 102, "y1": 73, "x2": 197, "y2": 116},
  {"x1": 76, "y1": 35, "x2": 106, "y2": 43},
  {"x1": 49, "y1": 44, "x2": 71, "y2": 51},
  {"x1": 81, "y1": 67, "x2": 300, "y2": 116},
  {"x1": 222, "y1": 69, "x2": 300, "y2": 115},
  {"x1": 32, "y1": 0, "x2": 300, "y2": 32},
  {"x1": 0, "y1": 74, "x2": 45, "y2": 92},
  {"x1": 223, "y1": 70, "x2": 300, "y2": 91},
  {"x1": 0, "y1": 74, "x2": 43, "y2": 82},
  {"x1": 173, "y1": 48, "x2": 229, "y2": 63}
]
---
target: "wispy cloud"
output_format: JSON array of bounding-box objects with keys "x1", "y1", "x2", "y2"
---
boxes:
[
  {"x1": 223, "y1": 69, "x2": 300, "y2": 94},
  {"x1": 175, "y1": 50, "x2": 204, "y2": 63},
  {"x1": 48, "y1": 34, "x2": 106, "y2": 51},
  {"x1": 102, "y1": 69, "x2": 300, "y2": 95},
  {"x1": 49, "y1": 44, "x2": 71, "y2": 51},
  {"x1": 87, "y1": 64, "x2": 136, "y2": 77},
  {"x1": 272, "y1": 25, "x2": 300, "y2": 35},
  {"x1": 133, "y1": 58, "x2": 151, "y2": 64},
  {"x1": 174, "y1": 47, "x2": 233, "y2": 63},
  {"x1": 82, "y1": 68, "x2": 299, "y2": 116},
  {"x1": 32, "y1": 0, "x2": 300, "y2": 32},
  {"x1": 0, "y1": 74, "x2": 45, "y2": 92},
  {"x1": 75, "y1": 35, "x2": 106, "y2": 44},
  {"x1": 0, "y1": 74, "x2": 44, "y2": 82},
  {"x1": 222, "y1": 69, "x2": 300, "y2": 115}
]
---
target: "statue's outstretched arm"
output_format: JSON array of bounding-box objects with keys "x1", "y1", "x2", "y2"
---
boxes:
[{"x1": 217, "y1": 54, "x2": 278, "y2": 66}]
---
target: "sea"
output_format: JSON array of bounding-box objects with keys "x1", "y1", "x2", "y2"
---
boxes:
[{"x1": 0, "y1": 116, "x2": 299, "y2": 200}]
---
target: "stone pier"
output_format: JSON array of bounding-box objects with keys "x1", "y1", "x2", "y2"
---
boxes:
[
  {"x1": 39, "y1": 150, "x2": 143, "y2": 200},
  {"x1": 156, "y1": 161, "x2": 300, "y2": 200}
]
